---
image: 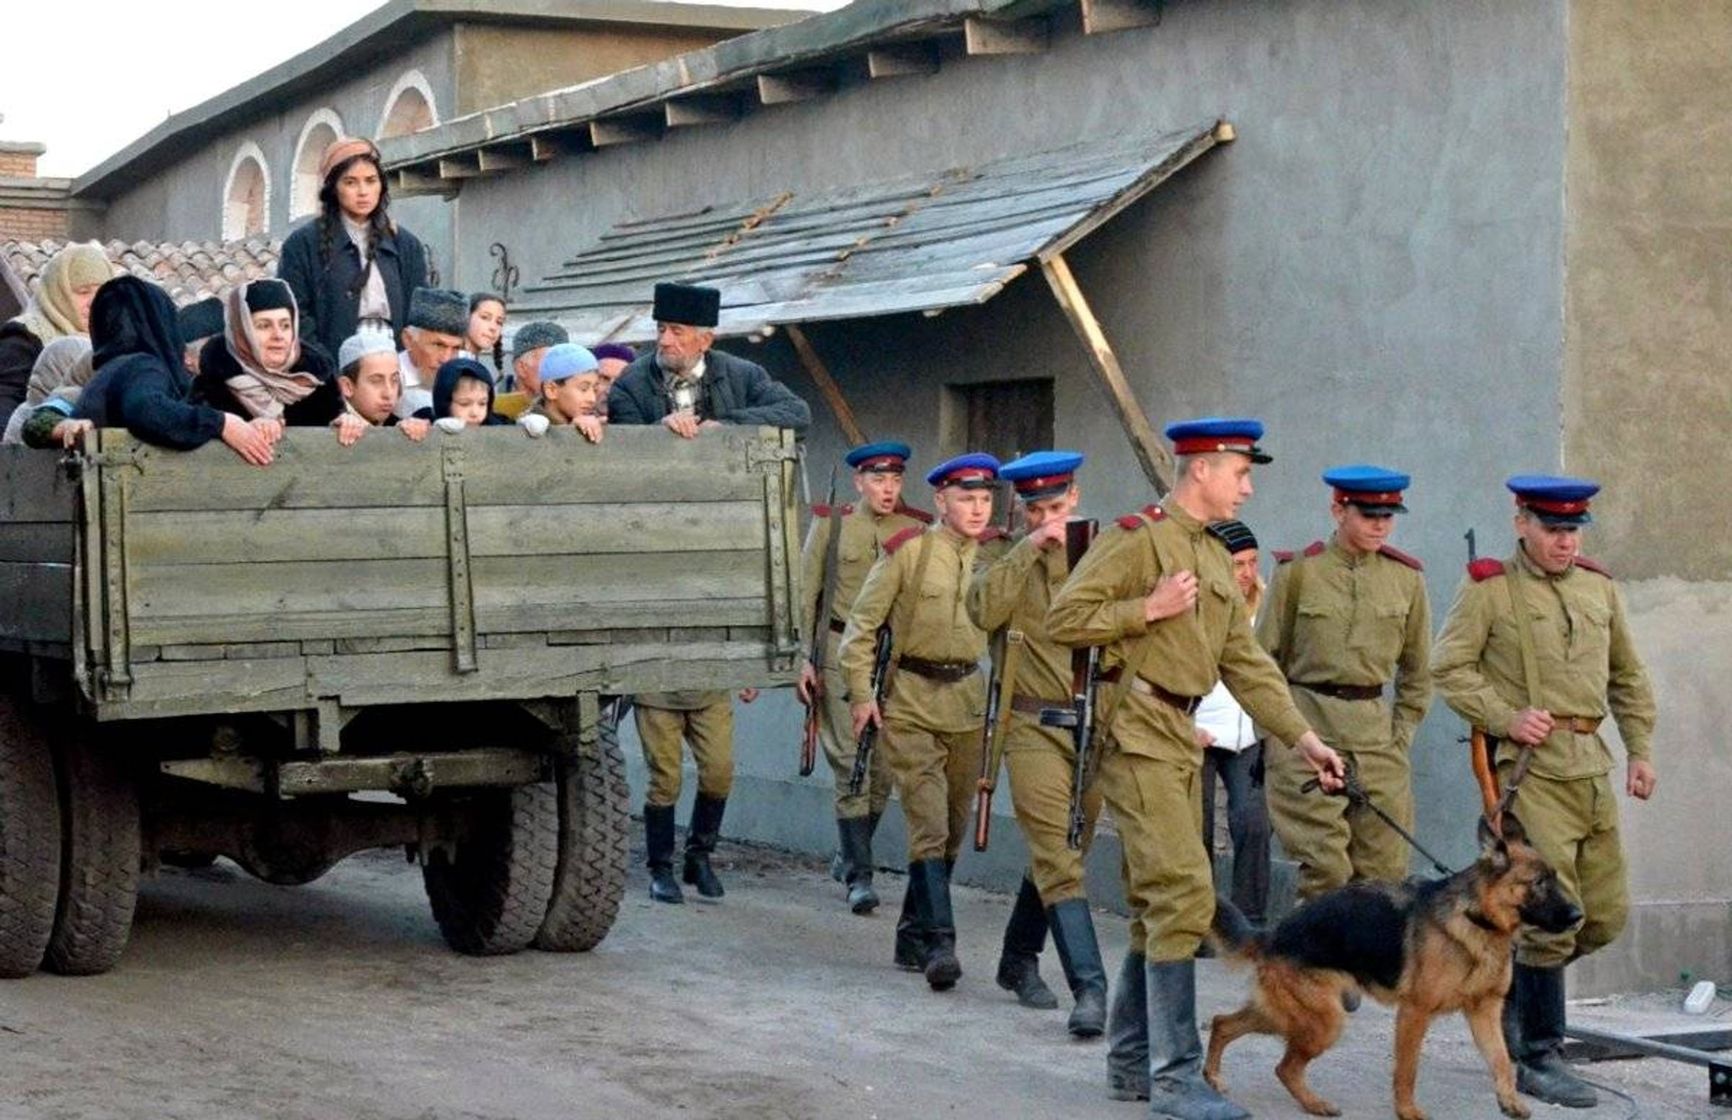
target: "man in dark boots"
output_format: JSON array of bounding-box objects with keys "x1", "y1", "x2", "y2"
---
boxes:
[
  {"x1": 633, "y1": 687, "x2": 757, "y2": 904},
  {"x1": 966, "y1": 452, "x2": 1109, "y2": 1037},
  {"x1": 1504, "y1": 963, "x2": 1596, "y2": 1107},
  {"x1": 836, "y1": 813, "x2": 880, "y2": 914},
  {"x1": 996, "y1": 877, "x2": 1059, "y2": 1010},
  {"x1": 1106, "y1": 939, "x2": 1149, "y2": 1100},
  {"x1": 644, "y1": 803, "x2": 683, "y2": 904},
  {"x1": 683, "y1": 792, "x2": 727, "y2": 899}
]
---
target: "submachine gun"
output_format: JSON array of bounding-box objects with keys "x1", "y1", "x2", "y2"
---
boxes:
[
  {"x1": 798, "y1": 467, "x2": 844, "y2": 776},
  {"x1": 1038, "y1": 518, "x2": 1101, "y2": 851},
  {"x1": 848, "y1": 625, "x2": 895, "y2": 796}
]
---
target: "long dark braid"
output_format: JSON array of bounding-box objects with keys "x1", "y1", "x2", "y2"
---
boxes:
[{"x1": 315, "y1": 153, "x2": 394, "y2": 301}]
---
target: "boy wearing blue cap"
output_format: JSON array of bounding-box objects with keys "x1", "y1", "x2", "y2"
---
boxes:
[
  {"x1": 521, "y1": 343, "x2": 606, "y2": 443},
  {"x1": 1258, "y1": 465, "x2": 1432, "y2": 904},
  {"x1": 1433, "y1": 475, "x2": 1656, "y2": 1109},
  {"x1": 966, "y1": 450, "x2": 1110, "y2": 1039},
  {"x1": 796, "y1": 441, "x2": 932, "y2": 915},
  {"x1": 1048, "y1": 418, "x2": 1344, "y2": 1117},
  {"x1": 839, "y1": 452, "x2": 999, "y2": 992}
]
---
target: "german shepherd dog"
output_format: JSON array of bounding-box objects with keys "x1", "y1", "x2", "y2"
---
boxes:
[{"x1": 1203, "y1": 813, "x2": 1582, "y2": 1120}]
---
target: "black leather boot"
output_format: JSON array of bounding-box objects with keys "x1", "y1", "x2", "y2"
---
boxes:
[
  {"x1": 644, "y1": 804, "x2": 683, "y2": 904},
  {"x1": 912, "y1": 859, "x2": 962, "y2": 991},
  {"x1": 838, "y1": 816, "x2": 879, "y2": 915},
  {"x1": 1145, "y1": 958, "x2": 1249, "y2": 1120},
  {"x1": 996, "y1": 876, "x2": 1059, "y2": 1010},
  {"x1": 1107, "y1": 949, "x2": 1149, "y2": 1100},
  {"x1": 682, "y1": 794, "x2": 726, "y2": 900},
  {"x1": 1508, "y1": 963, "x2": 1597, "y2": 1107},
  {"x1": 894, "y1": 870, "x2": 926, "y2": 970},
  {"x1": 1048, "y1": 898, "x2": 1108, "y2": 1038}
]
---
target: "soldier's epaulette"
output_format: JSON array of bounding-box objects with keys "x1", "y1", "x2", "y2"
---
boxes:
[
  {"x1": 1467, "y1": 557, "x2": 1507, "y2": 582},
  {"x1": 884, "y1": 526, "x2": 924, "y2": 554},
  {"x1": 1115, "y1": 504, "x2": 1167, "y2": 531},
  {"x1": 1574, "y1": 556, "x2": 1612, "y2": 578},
  {"x1": 811, "y1": 502, "x2": 854, "y2": 518},
  {"x1": 977, "y1": 526, "x2": 1010, "y2": 542},
  {"x1": 1378, "y1": 544, "x2": 1424, "y2": 571},
  {"x1": 897, "y1": 503, "x2": 934, "y2": 524},
  {"x1": 1273, "y1": 550, "x2": 1296, "y2": 564},
  {"x1": 1303, "y1": 540, "x2": 1326, "y2": 558}
]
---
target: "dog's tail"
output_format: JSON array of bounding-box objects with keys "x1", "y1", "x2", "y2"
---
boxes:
[{"x1": 1208, "y1": 894, "x2": 1265, "y2": 963}]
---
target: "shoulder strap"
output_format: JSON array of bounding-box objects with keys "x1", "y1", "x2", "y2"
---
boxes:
[
  {"x1": 892, "y1": 530, "x2": 938, "y2": 646},
  {"x1": 1095, "y1": 511, "x2": 1164, "y2": 731},
  {"x1": 1502, "y1": 560, "x2": 1545, "y2": 708},
  {"x1": 1279, "y1": 549, "x2": 1309, "y2": 672}
]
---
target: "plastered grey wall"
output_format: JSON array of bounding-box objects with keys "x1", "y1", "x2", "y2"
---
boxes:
[{"x1": 95, "y1": 35, "x2": 456, "y2": 277}]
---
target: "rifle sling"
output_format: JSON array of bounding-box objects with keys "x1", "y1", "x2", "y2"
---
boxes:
[
  {"x1": 810, "y1": 506, "x2": 846, "y2": 668},
  {"x1": 885, "y1": 530, "x2": 939, "y2": 695},
  {"x1": 1496, "y1": 559, "x2": 1547, "y2": 809}
]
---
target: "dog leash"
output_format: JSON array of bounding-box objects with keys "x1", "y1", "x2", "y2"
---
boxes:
[{"x1": 1302, "y1": 755, "x2": 1455, "y2": 876}]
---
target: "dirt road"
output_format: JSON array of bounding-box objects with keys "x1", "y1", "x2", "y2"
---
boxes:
[{"x1": 0, "y1": 841, "x2": 1711, "y2": 1119}]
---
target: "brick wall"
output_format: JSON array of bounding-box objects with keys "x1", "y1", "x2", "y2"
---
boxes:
[
  {"x1": 0, "y1": 207, "x2": 70, "y2": 241},
  {"x1": 0, "y1": 151, "x2": 40, "y2": 177}
]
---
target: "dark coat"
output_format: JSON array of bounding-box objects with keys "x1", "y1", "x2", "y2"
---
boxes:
[
  {"x1": 606, "y1": 348, "x2": 810, "y2": 435},
  {"x1": 0, "y1": 321, "x2": 45, "y2": 432},
  {"x1": 76, "y1": 277, "x2": 225, "y2": 450},
  {"x1": 193, "y1": 337, "x2": 342, "y2": 426},
  {"x1": 277, "y1": 216, "x2": 429, "y2": 360}
]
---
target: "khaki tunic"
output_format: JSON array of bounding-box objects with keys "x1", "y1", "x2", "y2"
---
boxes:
[
  {"x1": 839, "y1": 526, "x2": 988, "y2": 862},
  {"x1": 1432, "y1": 547, "x2": 1656, "y2": 966},
  {"x1": 799, "y1": 503, "x2": 926, "y2": 819},
  {"x1": 966, "y1": 534, "x2": 1102, "y2": 904},
  {"x1": 1258, "y1": 535, "x2": 1433, "y2": 897},
  {"x1": 1047, "y1": 502, "x2": 1311, "y2": 960}
]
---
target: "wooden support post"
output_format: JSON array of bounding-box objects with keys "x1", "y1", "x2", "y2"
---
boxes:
[
  {"x1": 1080, "y1": 0, "x2": 1161, "y2": 34},
  {"x1": 437, "y1": 153, "x2": 482, "y2": 180},
  {"x1": 866, "y1": 43, "x2": 939, "y2": 79},
  {"x1": 476, "y1": 145, "x2": 530, "y2": 173},
  {"x1": 530, "y1": 131, "x2": 586, "y2": 162},
  {"x1": 665, "y1": 94, "x2": 741, "y2": 128},
  {"x1": 1038, "y1": 253, "x2": 1173, "y2": 495},
  {"x1": 589, "y1": 116, "x2": 661, "y2": 148},
  {"x1": 757, "y1": 71, "x2": 835, "y2": 105},
  {"x1": 963, "y1": 16, "x2": 1049, "y2": 55},
  {"x1": 785, "y1": 324, "x2": 866, "y2": 446}
]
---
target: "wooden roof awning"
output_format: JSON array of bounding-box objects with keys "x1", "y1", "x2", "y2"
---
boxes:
[{"x1": 512, "y1": 121, "x2": 1229, "y2": 344}]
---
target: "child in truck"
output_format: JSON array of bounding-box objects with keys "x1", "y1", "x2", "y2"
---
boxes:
[
  {"x1": 332, "y1": 331, "x2": 429, "y2": 446},
  {"x1": 421, "y1": 357, "x2": 509, "y2": 432},
  {"x1": 518, "y1": 343, "x2": 605, "y2": 443}
]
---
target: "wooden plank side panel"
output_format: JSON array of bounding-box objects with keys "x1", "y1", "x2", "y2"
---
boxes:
[
  {"x1": 0, "y1": 562, "x2": 71, "y2": 644},
  {"x1": 0, "y1": 448, "x2": 79, "y2": 524}
]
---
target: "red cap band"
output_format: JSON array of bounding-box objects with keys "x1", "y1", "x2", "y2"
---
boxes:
[
  {"x1": 1011, "y1": 473, "x2": 1073, "y2": 495},
  {"x1": 855, "y1": 456, "x2": 904, "y2": 472},
  {"x1": 1334, "y1": 488, "x2": 1403, "y2": 506},
  {"x1": 1519, "y1": 496, "x2": 1591, "y2": 515},
  {"x1": 1173, "y1": 436, "x2": 1257, "y2": 456},
  {"x1": 937, "y1": 467, "x2": 995, "y2": 487}
]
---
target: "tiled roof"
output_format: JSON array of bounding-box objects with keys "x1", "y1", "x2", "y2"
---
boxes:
[{"x1": 1, "y1": 237, "x2": 280, "y2": 307}]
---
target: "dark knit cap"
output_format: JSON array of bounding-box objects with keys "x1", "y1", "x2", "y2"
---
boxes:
[
  {"x1": 590, "y1": 342, "x2": 636, "y2": 364},
  {"x1": 652, "y1": 282, "x2": 720, "y2": 328},
  {"x1": 407, "y1": 287, "x2": 469, "y2": 336},
  {"x1": 510, "y1": 320, "x2": 569, "y2": 360},
  {"x1": 1206, "y1": 519, "x2": 1259, "y2": 555},
  {"x1": 176, "y1": 296, "x2": 225, "y2": 342},
  {"x1": 243, "y1": 279, "x2": 295, "y2": 315}
]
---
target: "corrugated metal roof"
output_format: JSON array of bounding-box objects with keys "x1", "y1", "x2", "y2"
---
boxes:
[{"x1": 514, "y1": 122, "x2": 1223, "y2": 342}]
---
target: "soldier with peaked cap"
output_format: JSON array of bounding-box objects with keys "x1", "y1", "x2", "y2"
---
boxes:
[
  {"x1": 606, "y1": 282, "x2": 810, "y2": 436},
  {"x1": 840, "y1": 452, "x2": 999, "y2": 992},
  {"x1": 796, "y1": 441, "x2": 933, "y2": 915},
  {"x1": 1258, "y1": 465, "x2": 1433, "y2": 902},
  {"x1": 966, "y1": 450, "x2": 1110, "y2": 1038},
  {"x1": 1047, "y1": 418, "x2": 1345, "y2": 1118},
  {"x1": 1432, "y1": 475, "x2": 1656, "y2": 1109}
]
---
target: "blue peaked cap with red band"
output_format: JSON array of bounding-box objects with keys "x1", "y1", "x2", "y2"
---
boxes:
[
  {"x1": 1000, "y1": 450, "x2": 1084, "y2": 499},
  {"x1": 845, "y1": 441, "x2": 911, "y2": 473},
  {"x1": 1507, "y1": 474, "x2": 1599, "y2": 525},
  {"x1": 1164, "y1": 417, "x2": 1272, "y2": 463},
  {"x1": 926, "y1": 452, "x2": 1000, "y2": 489},
  {"x1": 1323, "y1": 464, "x2": 1410, "y2": 515}
]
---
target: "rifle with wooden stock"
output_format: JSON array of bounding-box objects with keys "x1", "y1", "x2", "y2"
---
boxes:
[
  {"x1": 973, "y1": 490, "x2": 1024, "y2": 852},
  {"x1": 849, "y1": 625, "x2": 894, "y2": 796},
  {"x1": 799, "y1": 467, "x2": 844, "y2": 777},
  {"x1": 1038, "y1": 518, "x2": 1101, "y2": 850}
]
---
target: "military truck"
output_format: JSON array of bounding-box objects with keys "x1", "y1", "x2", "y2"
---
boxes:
[{"x1": 0, "y1": 425, "x2": 801, "y2": 976}]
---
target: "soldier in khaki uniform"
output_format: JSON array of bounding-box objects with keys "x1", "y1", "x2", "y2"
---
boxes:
[
  {"x1": 796, "y1": 441, "x2": 931, "y2": 915},
  {"x1": 635, "y1": 687, "x2": 756, "y2": 904},
  {"x1": 1259, "y1": 465, "x2": 1432, "y2": 900},
  {"x1": 966, "y1": 451, "x2": 1108, "y2": 1038},
  {"x1": 1433, "y1": 474, "x2": 1656, "y2": 1109},
  {"x1": 840, "y1": 452, "x2": 999, "y2": 992},
  {"x1": 1048, "y1": 418, "x2": 1345, "y2": 1120}
]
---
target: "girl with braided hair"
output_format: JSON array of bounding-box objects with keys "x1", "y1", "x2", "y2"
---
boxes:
[
  {"x1": 465, "y1": 293, "x2": 506, "y2": 374},
  {"x1": 278, "y1": 137, "x2": 428, "y2": 361}
]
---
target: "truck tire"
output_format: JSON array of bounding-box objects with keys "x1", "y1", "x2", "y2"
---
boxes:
[
  {"x1": 0, "y1": 696, "x2": 61, "y2": 978},
  {"x1": 45, "y1": 734, "x2": 141, "y2": 976},
  {"x1": 423, "y1": 781, "x2": 558, "y2": 956},
  {"x1": 535, "y1": 712, "x2": 629, "y2": 952}
]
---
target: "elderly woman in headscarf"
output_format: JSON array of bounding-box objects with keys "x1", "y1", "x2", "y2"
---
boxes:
[
  {"x1": 193, "y1": 278, "x2": 339, "y2": 425},
  {"x1": 1, "y1": 336, "x2": 94, "y2": 447},
  {"x1": 0, "y1": 241, "x2": 112, "y2": 430},
  {"x1": 74, "y1": 276, "x2": 281, "y2": 466}
]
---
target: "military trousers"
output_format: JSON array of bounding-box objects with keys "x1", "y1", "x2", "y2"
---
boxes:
[
  {"x1": 1503, "y1": 766, "x2": 1627, "y2": 967},
  {"x1": 636, "y1": 700, "x2": 734, "y2": 808},
  {"x1": 1267, "y1": 734, "x2": 1413, "y2": 900},
  {"x1": 883, "y1": 716, "x2": 977, "y2": 863},
  {"x1": 1004, "y1": 713, "x2": 1102, "y2": 905},
  {"x1": 816, "y1": 631, "x2": 893, "y2": 820},
  {"x1": 1096, "y1": 690, "x2": 1213, "y2": 962}
]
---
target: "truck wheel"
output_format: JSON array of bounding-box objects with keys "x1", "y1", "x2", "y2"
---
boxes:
[
  {"x1": 0, "y1": 696, "x2": 61, "y2": 978},
  {"x1": 45, "y1": 734, "x2": 141, "y2": 976},
  {"x1": 535, "y1": 711, "x2": 629, "y2": 952},
  {"x1": 423, "y1": 781, "x2": 558, "y2": 956}
]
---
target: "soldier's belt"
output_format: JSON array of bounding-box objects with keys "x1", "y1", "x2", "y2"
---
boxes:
[
  {"x1": 1098, "y1": 667, "x2": 1204, "y2": 715},
  {"x1": 1292, "y1": 680, "x2": 1384, "y2": 702},
  {"x1": 828, "y1": 618, "x2": 848, "y2": 635},
  {"x1": 896, "y1": 655, "x2": 979, "y2": 683},
  {"x1": 1553, "y1": 715, "x2": 1603, "y2": 735},
  {"x1": 1010, "y1": 694, "x2": 1068, "y2": 716}
]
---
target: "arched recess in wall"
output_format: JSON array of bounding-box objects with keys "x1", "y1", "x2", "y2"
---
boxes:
[
  {"x1": 290, "y1": 108, "x2": 345, "y2": 221},
  {"x1": 376, "y1": 70, "x2": 439, "y2": 139},
  {"x1": 221, "y1": 141, "x2": 271, "y2": 240}
]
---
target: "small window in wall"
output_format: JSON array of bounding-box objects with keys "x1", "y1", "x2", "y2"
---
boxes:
[
  {"x1": 291, "y1": 111, "x2": 344, "y2": 220},
  {"x1": 378, "y1": 72, "x2": 438, "y2": 139},
  {"x1": 222, "y1": 143, "x2": 270, "y2": 240}
]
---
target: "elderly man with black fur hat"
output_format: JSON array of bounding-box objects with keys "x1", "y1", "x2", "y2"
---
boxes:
[
  {"x1": 606, "y1": 282, "x2": 810, "y2": 437},
  {"x1": 397, "y1": 287, "x2": 468, "y2": 418}
]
